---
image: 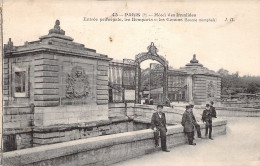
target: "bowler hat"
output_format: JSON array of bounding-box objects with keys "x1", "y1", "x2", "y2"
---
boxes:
[
  {"x1": 206, "y1": 104, "x2": 210, "y2": 107},
  {"x1": 157, "y1": 104, "x2": 164, "y2": 109},
  {"x1": 186, "y1": 105, "x2": 190, "y2": 109},
  {"x1": 190, "y1": 104, "x2": 194, "y2": 108}
]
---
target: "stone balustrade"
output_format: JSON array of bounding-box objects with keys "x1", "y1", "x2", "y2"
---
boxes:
[{"x1": 3, "y1": 119, "x2": 227, "y2": 166}]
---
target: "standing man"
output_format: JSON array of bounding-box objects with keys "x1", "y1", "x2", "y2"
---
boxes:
[
  {"x1": 151, "y1": 105, "x2": 170, "y2": 152},
  {"x1": 182, "y1": 105, "x2": 196, "y2": 145},
  {"x1": 144, "y1": 98, "x2": 149, "y2": 105},
  {"x1": 190, "y1": 104, "x2": 202, "y2": 139},
  {"x1": 202, "y1": 104, "x2": 214, "y2": 140},
  {"x1": 149, "y1": 97, "x2": 154, "y2": 105},
  {"x1": 165, "y1": 97, "x2": 171, "y2": 107},
  {"x1": 210, "y1": 101, "x2": 217, "y2": 118}
]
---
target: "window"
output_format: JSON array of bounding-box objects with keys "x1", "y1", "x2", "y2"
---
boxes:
[
  {"x1": 15, "y1": 71, "x2": 26, "y2": 93},
  {"x1": 12, "y1": 66, "x2": 28, "y2": 97}
]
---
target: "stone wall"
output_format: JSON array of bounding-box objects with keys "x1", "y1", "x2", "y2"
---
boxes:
[
  {"x1": 3, "y1": 105, "x2": 34, "y2": 151},
  {"x1": 3, "y1": 119, "x2": 227, "y2": 166},
  {"x1": 3, "y1": 58, "x2": 9, "y2": 105},
  {"x1": 221, "y1": 101, "x2": 260, "y2": 108},
  {"x1": 33, "y1": 118, "x2": 134, "y2": 147},
  {"x1": 34, "y1": 104, "x2": 109, "y2": 127},
  {"x1": 133, "y1": 104, "x2": 183, "y2": 125},
  {"x1": 108, "y1": 103, "x2": 135, "y2": 119},
  {"x1": 3, "y1": 55, "x2": 34, "y2": 106},
  {"x1": 193, "y1": 106, "x2": 260, "y2": 117},
  {"x1": 193, "y1": 75, "x2": 221, "y2": 105},
  {"x1": 31, "y1": 103, "x2": 137, "y2": 147},
  {"x1": 32, "y1": 53, "x2": 110, "y2": 126}
]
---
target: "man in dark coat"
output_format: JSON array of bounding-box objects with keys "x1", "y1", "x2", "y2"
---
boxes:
[
  {"x1": 202, "y1": 104, "x2": 214, "y2": 140},
  {"x1": 190, "y1": 104, "x2": 202, "y2": 139},
  {"x1": 181, "y1": 105, "x2": 196, "y2": 145},
  {"x1": 165, "y1": 97, "x2": 171, "y2": 107},
  {"x1": 149, "y1": 97, "x2": 154, "y2": 105},
  {"x1": 144, "y1": 98, "x2": 149, "y2": 105},
  {"x1": 210, "y1": 101, "x2": 217, "y2": 118},
  {"x1": 151, "y1": 105, "x2": 170, "y2": 152}
]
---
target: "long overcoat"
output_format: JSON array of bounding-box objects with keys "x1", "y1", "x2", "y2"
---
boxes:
[{"x1": 181, "y1": 110, "x2": 195, "y2": 132}]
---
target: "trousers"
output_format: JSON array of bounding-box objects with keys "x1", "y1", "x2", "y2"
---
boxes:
[
  {"x1": 186, "y1": 132, "x2": 194, "y2": 144},
  {"x1": 193, "y1": 124, "x2": 202, "y2": 138},
  {"x1": 154, "y1": 127, "x2": 167, "y2": 150},
  {"x1": 205, "y1": 121, "x2": 212, "y2": 138}
]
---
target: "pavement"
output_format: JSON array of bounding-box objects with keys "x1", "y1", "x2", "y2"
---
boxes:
[{"x1": 112, "y1": 117, "x2": 260, "y2": 166}]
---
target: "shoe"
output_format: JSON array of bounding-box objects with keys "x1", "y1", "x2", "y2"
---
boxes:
[
  {"x1": 189, "y1": 143, "x2": 196, "y2": 145},
  {"x1": 162, "y1": 149, "x2": 170, "y2": 152},
  {"x1": 198, "y1": 136, "x2": 202, "y2": 138},
  {"x1": 209, "y1": 138, "x2": 214, "y2": 140}
]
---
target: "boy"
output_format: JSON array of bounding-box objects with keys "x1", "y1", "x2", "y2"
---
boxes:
[{"x1": 202, "y1": 104, "x2": 214, "y2": 140}]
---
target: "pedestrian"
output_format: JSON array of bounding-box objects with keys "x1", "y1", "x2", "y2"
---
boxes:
[
  {"x1": 209, "y1": 101, "x2": 217, "y2": 118},
  {"x1": 149, "y1": 97, "x2": 154, "y2": 105},
  {"x1": 202, "y1": 104, "x2": 213, "y2": 140},
  {"x1": 151, "y1": 104, "x2": 170, "y2": 152},
  {"x1": 144, "y1": 98, "x2": 149, "y2": 105},
  {"x1": 165, "y1": 97, "x2": 171, "y2": 107},
  {"x1": 190, "y1": 104, "x2": 202, "y2": 139},
  {"x1": 181, "y1": 105, "x2": 196, "y2": 145}
]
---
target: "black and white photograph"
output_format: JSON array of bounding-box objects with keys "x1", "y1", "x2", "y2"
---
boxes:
[{"x1": 1, "y1": 1, "x2": 260, "y2": 166}]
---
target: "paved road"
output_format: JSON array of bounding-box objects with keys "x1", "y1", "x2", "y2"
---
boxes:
[{"x1": 112, "y1": 117, "x2": 260, "y2": 166}]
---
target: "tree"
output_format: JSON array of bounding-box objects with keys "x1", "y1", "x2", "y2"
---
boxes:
[
  {"x1": 246, "y1": 82, "x2": 259, "y2": 94},
  {"x1": 217, "y1": 68, "x2": 229, "y2": 76}
]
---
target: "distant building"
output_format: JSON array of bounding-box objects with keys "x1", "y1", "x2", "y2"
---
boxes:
[{"x1": 153, "y1": 54, "x2": 221, "y2": 105}]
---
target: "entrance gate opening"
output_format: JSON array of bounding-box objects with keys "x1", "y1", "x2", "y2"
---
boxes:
[{"x1": 134, "y1": 42, "x2": 168, "y2": 104}]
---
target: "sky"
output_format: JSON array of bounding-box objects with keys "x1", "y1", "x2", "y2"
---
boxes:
[{"x1": 3, "y1": 0, "x2": 260, "y2": 76}]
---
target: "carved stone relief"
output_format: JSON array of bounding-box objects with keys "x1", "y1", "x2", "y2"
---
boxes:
[{"x1": 66, "y1": 66, "x2": 90, "y2": 98}]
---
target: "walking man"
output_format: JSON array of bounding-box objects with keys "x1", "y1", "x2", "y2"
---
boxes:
[
  {"x1": 202, "y1": 104, "x2": 214, "y2": 140},
  {"x1": 190, "y1": 104, "x2": 202, "y2": 139},
  {"x1": 151, "y1": 105, "x2": 170, "y2": 152},
  {"x1": 182, "y1": 105, "x2": 196, "y2": 145}
]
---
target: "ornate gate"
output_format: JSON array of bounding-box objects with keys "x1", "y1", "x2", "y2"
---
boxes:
[{"x1": 135, "y1": 42, "x2": 168, "y2": 104}]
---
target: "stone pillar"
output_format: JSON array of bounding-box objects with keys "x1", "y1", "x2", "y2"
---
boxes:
[
  {"x1": 135, "y1": 65, "x2": 141, "y2": 103},
  {"x1": 217, "y1": 77, "x2": 221, "y2": 102},
  {"x1": 163, "y1": 65, "x2": 168, "y2": 104},
  {"x1": 187, "y1": 75, "x2": 193, "y2": 103}
]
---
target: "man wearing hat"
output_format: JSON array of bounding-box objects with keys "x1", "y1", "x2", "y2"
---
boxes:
[
  {"x1": 151, "y1": 104, "x2": 170, "y2": 152},
  {"x1": 181, "y1": 105, "x2": 196, "y2": 145},
  {"x1": 190, "y1": 104, "x2": 202, "y2": 139},
  {"x1": 202, "y1": 104, "x2": 214, "y2": 139},
  {"x1": 210, "y1": 101, "x2": 217, "y2": 118}
]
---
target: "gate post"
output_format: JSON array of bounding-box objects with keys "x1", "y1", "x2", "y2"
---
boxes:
[
  {"x1": 135, "y1": 65, "x2": 141, "y2": 103},
  {"x1": 162, "y1": 65, "x2": 168, "y2": 104}
]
